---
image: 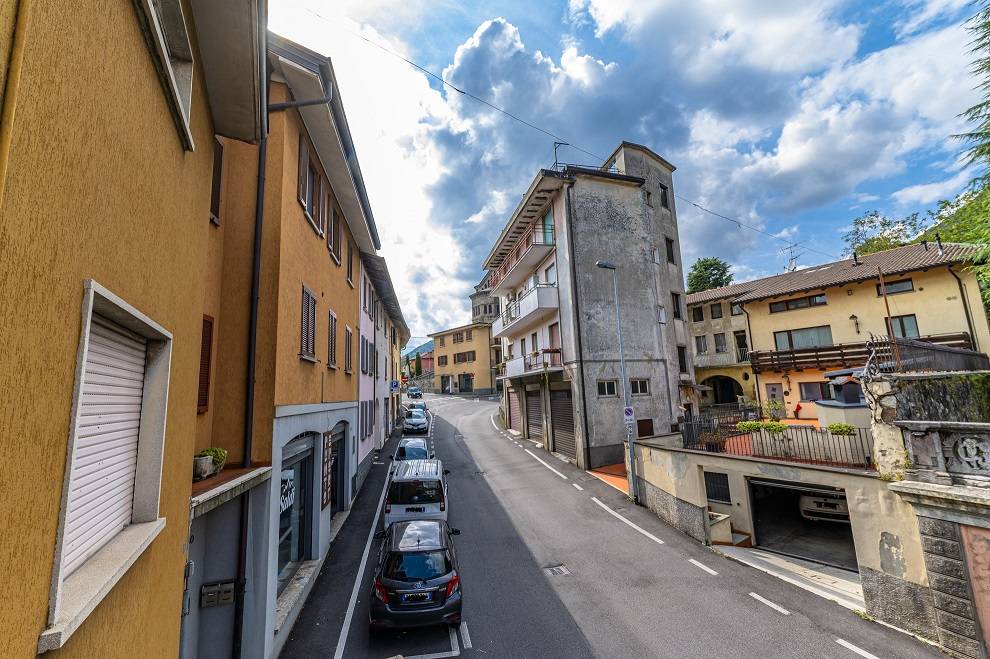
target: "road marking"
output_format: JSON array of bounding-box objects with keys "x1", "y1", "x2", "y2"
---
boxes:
[
  {"x1": 590, "y1": 497, "x2": 664, "y2": 545},
  {"x1": 490, "y1": 415, "x2": 501, "y2": 433},
  {"x1": 332, "y1": 467, "x2": 391, "y2": 659},
  {"x1": 835, "y1": 639, "x2": 879, "y2": 658},
  {"x1": 459, "y1": 621, "x2": 473, "y2": 649},
  {"x1": 749, "y1": 592, "x2": 790, "y2": 615},
  {"x1": 688, "y1": 558, "x2": 718, "y2": 575},
  {"x1": 403, "y1": 624, "x2": 461, "y2": 658},
  {"x1": 572, "y1": 483, "x2": 584, "y2": 491},
  {"x1": 524, "y1": 449, "x2": 569, "y2": 479}
]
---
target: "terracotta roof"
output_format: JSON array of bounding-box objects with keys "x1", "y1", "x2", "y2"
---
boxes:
[{"x1": 686, "y1": 243, "x2": 980, "y2": 306}]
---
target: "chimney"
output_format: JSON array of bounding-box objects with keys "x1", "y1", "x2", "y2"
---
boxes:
[
  {"x1": 936, "y1": 233, "x2": 944, "y2": 256},
  {"x1": 922, "y1": 239, "x2": 928, "y2": 251},
  {"x1": 852, "y1": 251, "x2": 860, "y2": 266}
]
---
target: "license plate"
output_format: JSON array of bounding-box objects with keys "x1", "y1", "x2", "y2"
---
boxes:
[
  {"x1": 406, "y1": 507, "x2": 424, "y2": 513},
  {"x1": 817, "y1": 502, "x2": 838, "y2": 509},
  {"x1": 402, "y1": 592, "x2": 431, "y2": 603}
]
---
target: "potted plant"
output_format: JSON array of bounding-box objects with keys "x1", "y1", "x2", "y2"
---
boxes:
[{"x1": 193, "y1": 447, "x2": 228, "y2": 481}]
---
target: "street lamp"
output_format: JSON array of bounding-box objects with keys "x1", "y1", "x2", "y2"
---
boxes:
[{"x1": 596, "y1": 260, "x2": 638, "y2": 503}]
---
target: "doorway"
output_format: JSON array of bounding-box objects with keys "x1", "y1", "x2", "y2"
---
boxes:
[
  {"x1": 458, "y1": 373, "x2": 474, "y2": 392},
  {"x1": 765, "y1": 382, "x2": 784, "y2": 404}
]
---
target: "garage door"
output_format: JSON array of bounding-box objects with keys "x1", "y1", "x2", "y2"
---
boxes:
[
  {"x1": 507, "y1": 388, "x2": 522, "y2": 431},
  {"x1": 550, "y1": 389, "x2": 576, "y2": 460},
  {"x1": 526, "y1": 389, "x2": 543, "y2": 440}
]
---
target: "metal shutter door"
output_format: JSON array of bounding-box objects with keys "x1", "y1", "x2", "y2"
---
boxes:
[
  {"x1": 62, "y1": 315, "x2": 147, "y2": 576},
  {"x1": 526, "y1": 390, "x2": 543, "y2": 439},
  {"x1": 550, "y1": 389, "x2": 576, "y2": 459},
  {"x1": 507, "y1": 388, "x2": 522, "y2": 431}
]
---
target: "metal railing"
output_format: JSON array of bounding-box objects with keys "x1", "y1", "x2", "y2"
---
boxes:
[
  {"x1": 498, "y1": 283, "x2": 556, "y2": 329},
  {"x1": 488, "y1": 221, "x2": 555, "y2": 292},
  {"x1": 524, "y1": 349, "x2": 562, "y2": 371},
  {"x1": 681, "y1": 419, "x2": 874, "y2": 469},
  {"x1": 863, "y1": 333, "x2": 990, "y2": 378}
]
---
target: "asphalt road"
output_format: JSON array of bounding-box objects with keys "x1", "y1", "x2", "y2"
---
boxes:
[{"x1": 281, "y1": 393, "x2": 940, "y2": 659}]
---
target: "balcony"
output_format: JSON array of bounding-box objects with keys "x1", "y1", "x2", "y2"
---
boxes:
[
  {"x1": 492, "y1": 284, "x2": 559, "y2": 339},
  {"x1": 501, "y1": 349, "x2": 563, "y2": 379},
  {"x1": 694, "y1": 350, "x2": 748, "y2": 369},
  {"x1": 749, "y1": 332, "x2": 974, "y2": 374},
  {"x1": 488, "y1": 221, "x2": 555, "y2": 297}
]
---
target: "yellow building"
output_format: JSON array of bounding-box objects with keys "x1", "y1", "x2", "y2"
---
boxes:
[
  {"x1": 0, "y1": 1, "x2": 264, "y2": 656},
  {"x1": 430, "y1": 322, "x2": 496, "y2": 394},
  {"x1": 694, "y1": 243, "x2": 990, "y2": 422}
]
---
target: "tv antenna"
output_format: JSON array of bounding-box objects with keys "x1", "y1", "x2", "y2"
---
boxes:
[
  {"x1": 553, "y1": 141, "x2": 569, "y2": 170},
  {"x1": 779, "y1": 242, "x2": 805, "y2": 272}
]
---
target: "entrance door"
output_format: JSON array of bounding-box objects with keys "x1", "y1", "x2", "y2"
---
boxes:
[
  {"x1": 765, "y1": 383, "x2": 784, "y2": 403},
  {"x1": 458, "y1": 373, "x2": 474, "y2": 392},
  {"x1": 508, "y1": 388, "x2": 522, "y2": 431},
  {"x1": 550, "y1": 389, "x2": 576, "y2": 460},
  {"x1": 526, "y1": 389, "x2": 543, "y2": 441}
]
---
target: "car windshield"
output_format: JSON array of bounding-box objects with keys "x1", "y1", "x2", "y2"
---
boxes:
[
  {"x1": 406, "y1": 410, "x2": 426, "y2": 419},
  {"x1": 397, "y1": 444, "x2": 429, "y2": 460},
  {"x1": 389, "y1": 480, "x2": 442, "y2": 504},
  {"x1": 384, "y1": 550, "x2": 452, "y2": 582}
]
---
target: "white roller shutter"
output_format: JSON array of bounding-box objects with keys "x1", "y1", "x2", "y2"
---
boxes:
[{"x1": 62, "y1": 315, "x2": 147, "y2": 576}]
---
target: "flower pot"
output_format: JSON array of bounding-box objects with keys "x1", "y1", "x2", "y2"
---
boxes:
[{"x1": 193, "y1": 455, "x2": 214, "y2": 481}]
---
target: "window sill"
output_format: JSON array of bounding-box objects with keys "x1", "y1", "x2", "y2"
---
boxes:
[
  {"x1": 347, "y1": 278, "x2": 354, "y2": 289},
  {"x1": 299, "y1": 354, "x2": 318, "y2": 364},
  {"x1": 302, "y1": 210, "x2": 323, "y2": 238},
  {"x1": 328, "y1": 247, "x2": 341, "y2": 266},
  {"x1": 209, "y1": 213, "x2": 221, "y2": 227},
  {"x1": 327, "y1": 363, "x2": 338, "y2": 370},
  {"x1": 39, "y1": 518, "x2": 165, "y2": 653}
]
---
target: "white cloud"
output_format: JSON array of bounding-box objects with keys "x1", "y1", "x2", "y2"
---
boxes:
[
  {"x1": 892, "y1": 168, "x2": 972, "y2": 204},
  {"x1": 895, "y1": 0, "x2": 970, "y2": 35}
]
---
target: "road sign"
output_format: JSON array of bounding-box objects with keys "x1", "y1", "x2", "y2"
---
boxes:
[
  {"x1": 390, "y1": 380, "x2": 399, "y2": 393},
  {"x1": 401, "y1": 375, "x2": 409, "y2": 384},
  {"x1": 623, "y1": 406, "x2": 635, "y2": 427}
]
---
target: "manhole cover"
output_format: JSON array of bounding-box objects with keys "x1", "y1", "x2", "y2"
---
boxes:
[{"x1": 545, "y1": 565, "x2": 570, "y2": 577}]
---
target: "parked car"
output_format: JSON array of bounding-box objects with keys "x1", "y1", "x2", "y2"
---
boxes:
[
  {"x1": 407, "y1": 387, "x2": 423, "y2": 399},
  {"x1": 407, "y1": 401, "x2": 427, "y2": 413},
  {"x1": 383, "y1": 459, "x2": 449, "y2": 528},
  {"x1": 393, "y1": 437, "x2": 432, "y2": 461},
  {"x1": 798, "y1": 494, "x2": 850, "y2": 523},
  {"x1": 402, "y1": 409, "x2": 429, "y2": 435},
  {"x1": 370, "y1": 519, "x2": 462, "y2": 630}
]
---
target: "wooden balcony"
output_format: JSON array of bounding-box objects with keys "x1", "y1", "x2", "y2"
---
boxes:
[{"x1": 749, "y1": 332, "x2": 974, "y2": 373}]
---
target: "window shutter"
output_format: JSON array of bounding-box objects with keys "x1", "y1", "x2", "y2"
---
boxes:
[
  {"x1": 328, "y1": 312, "x2": 337, "y2": 366},
  {"x1": 298, "y1": 135, "x2": 307, "y2": 205},
  {"x1": 210, "y1": 138, "x2": 223, "y2": 224},
  {"x1": 198, "y1": 316, "x2": 214, "y2": 412}
]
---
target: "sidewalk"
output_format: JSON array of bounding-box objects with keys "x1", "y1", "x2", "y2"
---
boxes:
[{"x1": 589, "y1": 463, "x2": 629, "y2": 494}]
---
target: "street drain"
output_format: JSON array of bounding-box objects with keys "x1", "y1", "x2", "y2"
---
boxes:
[{"x1": 544, "y1": 565, "x2": 570, "y2": 577}]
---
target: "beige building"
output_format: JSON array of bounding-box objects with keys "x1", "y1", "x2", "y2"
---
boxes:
[
  {"x1": 686, "y1": 284, "x2": 757, "y2": 408},
  {"x1": 430, "y1": 322, "x2": 495, "y2": 394}
]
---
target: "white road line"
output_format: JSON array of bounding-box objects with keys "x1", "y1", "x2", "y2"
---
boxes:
[
  {"x1": 590, "y1": 497, "x2": 664, "y2": 545},
  {"x1": 835, "y1": 639, "x2": 879, "y2": 659},
  {"x1": 459, "y1": 621, "x2": 473, "y2": 649},
  {"x1": 572, "y1": 483, "x2": 584, "y2": 491},
  {"x1": 524, "y1": 449, "x2": 569, "y2": 479},
  {"x1": 490, "y1": 415, "x2": 501, "y2": 433},
  {"x1": 749, "y1": 592, "x2": 790, "y2": 615},
  {"x1": 332, "y1": 470, "x2": 391, "y2": 659},
  {"x1": 688, "y1": 558, "x2": 718, "y2": 575}
]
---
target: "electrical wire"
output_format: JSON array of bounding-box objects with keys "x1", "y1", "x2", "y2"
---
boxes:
[{"x1": 302, "y1": 7, "x2": 842, "y2": 262}]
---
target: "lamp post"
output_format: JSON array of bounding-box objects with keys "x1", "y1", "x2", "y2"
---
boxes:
[{"x1": 596, "y1": 260, "x2": 638, "y2": 502}]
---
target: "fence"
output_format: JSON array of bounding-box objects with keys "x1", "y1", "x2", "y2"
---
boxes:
[
  {"x1": 864, "y1": 334, "x2": 989, "y2": 378},
  {"x1": 681, "y1": 419, "x2": 874, "y2": 469}
]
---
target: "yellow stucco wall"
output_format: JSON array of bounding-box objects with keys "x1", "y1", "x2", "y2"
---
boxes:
[
  {"x1": 0, "y1": 0, "x2": 218, "y2": 655},
  {"x1": 431, "y1": 323, "x2": 494, "y2": 391},
  {"x1": 694, "y1": 365, "x2": 756, "y2": 400}
]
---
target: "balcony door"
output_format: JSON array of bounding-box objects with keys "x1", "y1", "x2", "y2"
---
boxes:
[
  {"x1": 549, "y1": 323, "x2": 561, "y2": 350},
  {"x1": 734, "y1": 331, "x2": 748, "y2": 361},
  {"x1": 765, "y1": 383, "x2": 784, "y2": 404}
]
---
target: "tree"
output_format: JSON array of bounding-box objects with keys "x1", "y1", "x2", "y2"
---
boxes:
[
  {"x1": 841, "y1": 210, "x2": 927, "y2": 256},
  {"x1": 414, "y1": 352, "x2": 422, "y2": 377},
  {"x1": 957, "y1": 1, "x2": 990, "y2": 184},
  {"x1": 687, "y1": 257, "x2": 733, "y2": 293}
]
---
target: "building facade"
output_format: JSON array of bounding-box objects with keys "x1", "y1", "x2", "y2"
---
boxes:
[
  {"x1": 487, "y1": 142, "x2": 691, "y2": 469},
  {"x1": 0, "y1": 1, "x2": 265, "y2": 656},
  {"x1": 430, "y1": 323, "x2": 496, "y2": 394}
]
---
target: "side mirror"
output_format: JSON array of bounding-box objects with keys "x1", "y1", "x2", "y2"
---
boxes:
[
  {"x1": 430, "y1": 453, "x2": 436, "y2": 459},
  {"x1": 373, "y1": 530, "x2": 386, "y2": 540},
  {"x1": 443, "y1": 469, "x2": 451, "y2": 475},
  {"x1": 450, "y1": 528, "x2": 461, "y2": 536}
]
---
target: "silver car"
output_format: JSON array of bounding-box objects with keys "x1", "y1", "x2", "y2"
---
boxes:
[{"x1": 403, "y1": 409, "x2": 429, "y2": 434}]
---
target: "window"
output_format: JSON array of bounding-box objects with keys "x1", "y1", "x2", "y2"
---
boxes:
[
  {"x1": 677, "y1": 346, "x2": 688, "y2": 373},
  {"x1": 704, "y1": 472, "x2": 731, "y2": 504},
  {"x1": 545, "y1": 264, "x2": 557, "y2": 284},
  {"x1": 637, "y1": 418, "x2": 655, "y2": 438},
  {"x1": 297, "y1": 136, "x2": 323, "y2": 234},
  {"x1": 198, "y1": 315, "x2": 214, "y2": 413},
  {"x1": 714, "y1": 333, "x2": 727, "y2": 353},
  {"x1": 597, "y1": 380, "x2": 618, "y2": 396},
  {"x1": 630, "y1": 378, "x2": 650, "y2": 395},
  {"x1": 530, "y1": 332, "x2": 538, "y2": 351},
  {"x1": 888, "y1": 314, "x2": 920, "y2": 339},
  {"x1": 300, "y1": 287, "x2": 316, "y2": 360},
  {"x1": 454, "y1": 351, "x2": 476, "y2": 363},
  {"x1": 652, "y1": 248, "x2": 661, "y2": 265},
  {"x1": 327, "y1": 205, "x2": 341, "y2": 262},
  {"x1": 710, "y1": 303, "x2": 723, "y2": 319},
  {"x1": 438, "y1": 336, "x2": 446, "y2": 347},
  {"x1": 731, "y1": 303, "x2": 743, "y2": 316},
  {"x1": 774, "y1": 325, "x2": 833, "y2": 351},
  {"x1": 345, "y1": 327, "x2": 353, "y2": 373},
  {"x1": 135, "y1": 0, "x2": 194, "y2": 149},
  {"x1": 671, "y1": 292, "x2": 682, "y2": 319},
  {"x1": 799, "y1": 381, "x2": 834, "y2": 402},
  {"x1": 438, "y1": 355, "x2": 448, "y2": 366},
  {"x1": 659, "y1": 183, "x2": 670, "y2": 209},
  {"x1": 453, "y1": 332, "x2": 464, "y2": 343},
  {"x1": 877, "y1": 278, "x2": 914, "y2": 296},
  {"x1": 769, "y1": 294, "x2": 827, "y2": 313},
  {"x1": 665, "y1": 237, "x2": 676, "y2": 264},
  {"x1": 209, "y1": 139, "x2": 223, "y2": 225},
  {"x1": 466, "y1": 329, "x2": 473, "y2": 341},
  {"x1": 645, "y1": 189, "x2": 653, "y2": 207},
  {"x1": 327, "y1": 311, "x2": 337, "y2": 368},
  {"x1": 347, "y1": 240, "x2": 354, "y2": 284},
  {"x1": 691, "y1": 306, "x2": 704, "y2": 322},
  {"x1": 695, "y1": 335, "x2": 708, "y2": 354}
]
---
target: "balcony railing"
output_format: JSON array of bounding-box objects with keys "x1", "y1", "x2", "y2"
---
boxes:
[
  {"x1": 501, "y1": 349, "x2": 562, "y2": 378},
  {"x1": 864, "y1": 333, "x2": 990, "y2": 377},
  {"x1": 488, "y1": 220, "x2": 555, "y2": 293},
  {"x1": 749, "y1": 332, "x2": 973, "y2": 373},
  {"x1": 694, "y1": 351, "x2": 745, "y2": 368},
  {"x1": 492, "y1": 283, "x2": 558, "y2": 338}
]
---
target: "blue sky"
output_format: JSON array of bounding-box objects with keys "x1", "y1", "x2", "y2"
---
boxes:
[{"x1": 271, "y1": 0, "x2": 980, "y2": 341}]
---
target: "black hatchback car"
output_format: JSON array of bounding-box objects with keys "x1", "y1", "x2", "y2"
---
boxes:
[{"x1": 370, "y1": 520, "x2": 462, "y2": 630}]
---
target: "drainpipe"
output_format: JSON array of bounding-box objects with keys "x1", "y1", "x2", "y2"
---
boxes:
[
  {"x1": 743, "y1": 306, "x2": 761, "y2": 409},
  {"x1": 0, "y1": 0, "x2": 32, "y2": 204},
  {"x1": 233, "y1": 22, "x2": 269, "y2": 659},
  {"x1": 948, "y1": 266, "x2": 979, "y2": 352},
  {"x1": 565, "y1": 182, "x2": 593, "y2": 470}
]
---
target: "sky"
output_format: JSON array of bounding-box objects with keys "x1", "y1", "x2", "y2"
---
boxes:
[{"x1": 269, "y1": 0, "x2": 981, "y2": 342}]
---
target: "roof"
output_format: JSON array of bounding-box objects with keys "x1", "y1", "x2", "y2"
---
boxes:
[
  {"x1": 391, "y1": 459, "x2": 442, "y2": 481},
  {"x1": 482, "y1": 169, "x2": 570, "y2": 270},
  {"x1": 391, "y1": 520, "x2": 445, "y2": 552},
  {"x1": 428, "y1": 322, "x2": 491, "y2": 338},
  {"x1": 686, "y1": 243, "x2": 981, "y2": 306},
  {"x1": 362, "y1": 253, "x2": 410, "y2": 342}
]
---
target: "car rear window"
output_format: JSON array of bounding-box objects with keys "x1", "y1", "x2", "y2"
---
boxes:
[
  {"x1": 406, "y1": 410, "x2": 426, "y2": 419},
  {"x1": 384, "y1": 550, "x2": 452, "y2": 581},
  {"x1": 397, "y1": 445, "x2": 428, "y2": 460},
  {"x1": 389, "y1": 480, "x2": 442, "y2": 504}
]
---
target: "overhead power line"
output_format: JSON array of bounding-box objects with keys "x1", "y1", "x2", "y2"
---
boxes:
[{"x1": 303, "y1": 7, "x2": 842, "y2": 263}]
